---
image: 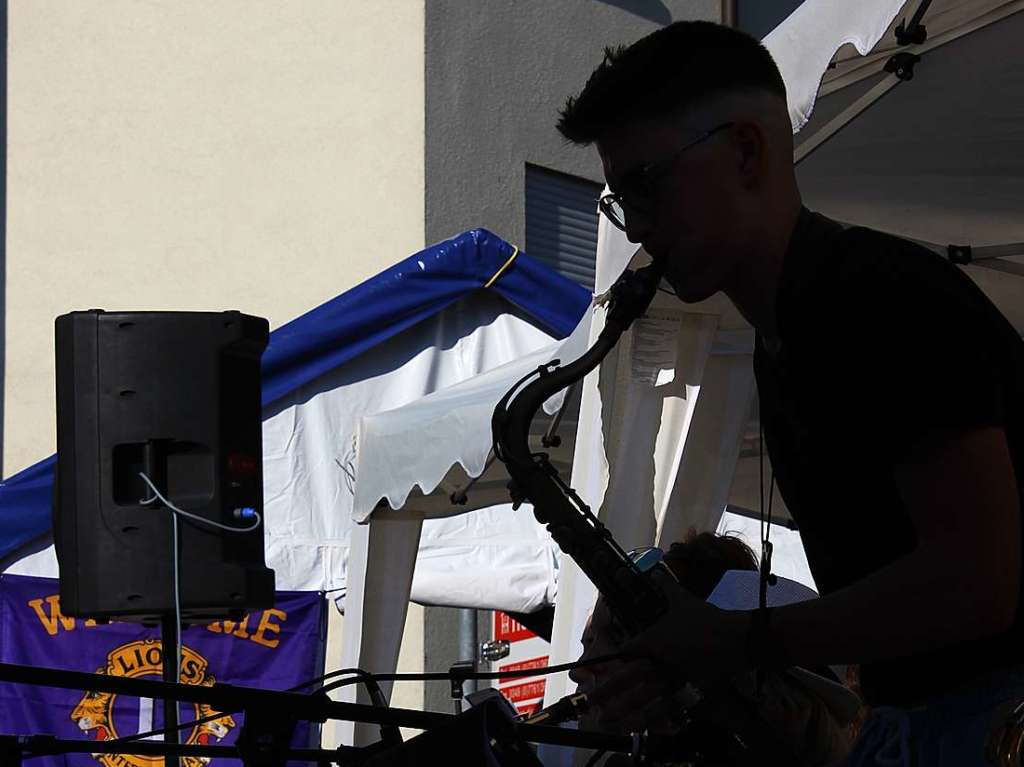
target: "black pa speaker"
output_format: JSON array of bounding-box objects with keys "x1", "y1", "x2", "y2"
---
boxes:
[{"x1": 53, "y1": 310, "x2": 275, "y2": 621}]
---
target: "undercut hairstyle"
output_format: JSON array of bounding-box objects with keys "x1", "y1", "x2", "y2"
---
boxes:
[
  {"x1": 662, "y1": 529, "x2": 758, "y2": 600},
  {"x1": 557, "y1": 21, "x2": 786, "y2": 145}
]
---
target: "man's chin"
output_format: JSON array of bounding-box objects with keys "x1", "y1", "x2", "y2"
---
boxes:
[{"x1": 667, "y1": 276, "x2": 716, "y2": 304}]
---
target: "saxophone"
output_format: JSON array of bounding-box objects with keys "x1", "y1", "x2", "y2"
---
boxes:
[
  {"x1": 491, "y1": 263, "x2": 800, "y2": 766},
  {"x1": 491, "y1": 262, "x2": 668, "y2": 635}
]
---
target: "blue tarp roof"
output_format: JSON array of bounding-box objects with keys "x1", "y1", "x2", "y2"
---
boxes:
[{"x1": 0, "y1": 229, "x2": 591, "y2": 561}]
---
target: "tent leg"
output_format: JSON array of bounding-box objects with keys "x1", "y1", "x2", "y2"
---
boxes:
[
  {"x1": 657, "y1": 351, "x2": 756, "y2": 547},
  {"x1": 543, "y1": 557, "x2": 595, "y2": 707},
  {"x1": 457, "y1": 608, "x2": 478, "y2": 697},
  {"x1": 336, "y1": 507, "x2": 424, "y2": 747}
]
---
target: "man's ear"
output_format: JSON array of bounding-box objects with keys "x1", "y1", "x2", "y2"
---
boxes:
[{"x1": 732, "y1": 121, "x2": 766, "y2": 189}]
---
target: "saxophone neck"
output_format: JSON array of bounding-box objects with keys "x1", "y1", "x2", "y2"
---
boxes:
[{"x1": 492, "y1": 260, "x2": 665, "y2": 468}]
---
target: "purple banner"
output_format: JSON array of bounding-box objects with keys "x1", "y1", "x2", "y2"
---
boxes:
[{"x1": 0, "y1": 574, "x2": 327, "y2": 766}]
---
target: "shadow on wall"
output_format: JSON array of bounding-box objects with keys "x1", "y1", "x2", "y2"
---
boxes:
[
  {"x1": 737, "y1": 0, "x2": 807, "y2": 39},
  {"x1": 593, "y1": 0, "x2": 673, "y2": 25}
]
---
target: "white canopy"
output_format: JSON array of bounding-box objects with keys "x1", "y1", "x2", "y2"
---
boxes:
[
  {"x1": 790, "y1": 0, "x2": 1024, "y2": 330},
  {"x1": 337, "y1": 300, "x2": 586, "y2": 745}
]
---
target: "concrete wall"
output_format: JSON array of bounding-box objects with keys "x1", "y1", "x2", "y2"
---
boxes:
[
  {"x1": 5, "y1": 1, "x2": 425, "y2": 475},
  {"x1": 424, "y1": 0, "x2": 719, "y2": 249}
]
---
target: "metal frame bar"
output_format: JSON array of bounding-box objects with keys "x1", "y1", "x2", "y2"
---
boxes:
[
  {"x1": 725, "y1": 503, "x2": 797, "y2": 531},
  {"x1": 972, "y1": 243, "x2": 1024, "y2": 260},
  {"x1": 972, "y1": 259, "x2": 1024, "y2": 278},
  {"x1": 821, "y1": 1, "x2": 1024, "y2": 97},
  {"x1": 796, "y1": 4, "x2": 1024, "y2": 166},
  {"x1": 794, "y1": 74, "x2": 903, "y2": 165},
  {"x1": 896, "y1": 0, "x2": 935, "y2": 44}
]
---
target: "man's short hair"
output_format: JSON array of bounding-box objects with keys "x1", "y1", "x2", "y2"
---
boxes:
[{"x1": 557, "y1": 21, "x2": 786, "y2": 145}]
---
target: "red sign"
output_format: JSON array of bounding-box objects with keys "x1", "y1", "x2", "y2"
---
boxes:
[
  {"x1": 500, "y1": 678, "x2": 546, "y2": 704},
  {"x1": 498, "y1": 655, "x2": 549, "y2": 684},
  {"x1": 516, "y1": 700, "x2": 543, "y2": 717},
  {"x1": 494, "y1": 611, "x2": 534, "y2": 643}
]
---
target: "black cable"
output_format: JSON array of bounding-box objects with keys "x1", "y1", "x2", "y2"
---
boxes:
[
  {"x1": 584, "y1": 748, "x2": 607, "y2": 767},
  {"x1": 759, "y1": 406, "x2": 766, "y2": 551},
  {"x1": 111, "y1": 669, "x2": 386, "y2": 745},
  {"x1": 759, "y1": 418, "x2": 777, "y2": 587},
  {"x1": 114, "y1": 708, "x2": 231, "y2": 745},
  {"x1": 316, "y1": 653, "x2": 628, "y2": 697},
  {"x1": 756, "y1": 390, "x2": 773, "y2": 698},
  {"x1": 105, "y1": 654, "x2": 627, "y2": 745}
]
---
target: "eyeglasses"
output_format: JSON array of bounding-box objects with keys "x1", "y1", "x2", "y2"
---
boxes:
[{"x1": 598, "y1": 121, "x2": 735, "y2": 232}]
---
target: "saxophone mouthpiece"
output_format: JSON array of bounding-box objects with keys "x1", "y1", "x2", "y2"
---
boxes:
[{"x1": 606, "y1": 260, "x2": 664, "y2": 328}]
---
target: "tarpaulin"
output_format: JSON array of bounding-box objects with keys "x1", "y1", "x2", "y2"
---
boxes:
[{"x1": 0, "y1": 574, "x2": 326, "y2": 766}]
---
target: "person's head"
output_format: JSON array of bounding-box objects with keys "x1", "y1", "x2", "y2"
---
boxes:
[
  {"x1": 662, "y1": 529, "x2": 759, "y2": 595},
  {"x1": 558, "y1": 21, "x2": 800, "y2": 304}
]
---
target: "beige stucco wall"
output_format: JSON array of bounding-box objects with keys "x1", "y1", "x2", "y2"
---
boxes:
[{"x1": 5, "y1": 1, "x2": 425, "y2": 476}]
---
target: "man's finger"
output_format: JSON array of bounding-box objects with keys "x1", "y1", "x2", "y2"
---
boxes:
[{"x1": 587, "y1": 659, "x2": 688, "y2": 728}]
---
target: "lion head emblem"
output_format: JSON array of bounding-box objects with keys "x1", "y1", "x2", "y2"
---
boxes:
[
  {"x1": 70, "y1": 672, "x2": 113, "y2": 741},
  {"x1": 71, "y1": 643, "x2": 236, "y2": 767}
]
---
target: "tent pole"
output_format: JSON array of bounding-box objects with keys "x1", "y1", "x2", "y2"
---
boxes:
[
  {"x1": 821, "y1": 1, "x2": 1024, "y2": 97},
  {"x1": 975, "y1": 260, "x2": 1024, "y2": 278},
  {"x1": 970, "y1": 243, "x2": 1024, "y2": 261},
  {"x1": 458, "y1": 608, "x2": 478, "y2": 697},
  {"x1": 863, "y1": 232, "x2": 1024, "y2": 278},
  {"x1": 895, "y1": 0, "x2": 934, "y2": 45},
  {"x1": 892, "y1": 236, "x2": 1024, "y2": 269},
  {"x1": 725, "y1": 504, "x2": 796, "y2": 531},
  {"x1": 794, "y1": 75, "x2": 903, "y2": 165},
  {"x1": 721, "y1": 0, "x2": 737, "y2": 27}
]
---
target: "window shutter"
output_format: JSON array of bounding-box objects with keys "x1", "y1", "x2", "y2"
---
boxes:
[{"x1": 525, "y1": 165, "x2": 602, "y2": 292}]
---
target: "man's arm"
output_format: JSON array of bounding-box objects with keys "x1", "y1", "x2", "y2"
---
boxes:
[
  {"x1": 591, "y1": 426, "x2": 1020, "y2": 724},
  {"x1": 766, "y1": 424, "x2": 1019, "y2": 667}
]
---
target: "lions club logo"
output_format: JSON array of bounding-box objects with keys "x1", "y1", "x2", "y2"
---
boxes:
[{"x1": 71, "y1": 639, "x2": 235, "y2": 767}]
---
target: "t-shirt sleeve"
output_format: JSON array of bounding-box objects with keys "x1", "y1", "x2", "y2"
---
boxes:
[{"x1": 829, "y1": 232, "x2": 1008, "y2": 459}]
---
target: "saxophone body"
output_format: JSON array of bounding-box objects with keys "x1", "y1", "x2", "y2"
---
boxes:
[{"x1": 491, "y1": 262, "x2": 668, "y2": 636}]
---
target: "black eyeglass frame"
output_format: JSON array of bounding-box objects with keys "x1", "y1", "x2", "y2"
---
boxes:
[{"x1": 598, "y1": 121, "x2": 735, "y2": 232}]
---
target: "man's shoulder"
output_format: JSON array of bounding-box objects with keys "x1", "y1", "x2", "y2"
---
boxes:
[
  {"x1": 780, "y1": 212, "x2": 1015, "y2": 355},
  {"x1": 821, "y1": 218, "x2": 952, "y2": 285},
  {"x1": 794, "y1": 214, "x2": 982, "y2": 315}
]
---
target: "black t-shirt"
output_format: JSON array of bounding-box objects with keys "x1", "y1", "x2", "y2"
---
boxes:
[{"x1": 755, "y1": 207, "x2": 1024, "y2": 706}]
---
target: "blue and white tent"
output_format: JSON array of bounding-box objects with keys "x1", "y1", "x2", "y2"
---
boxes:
[{"x1": 0, "y1": 229, "x2": 590, "y2": 620}]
